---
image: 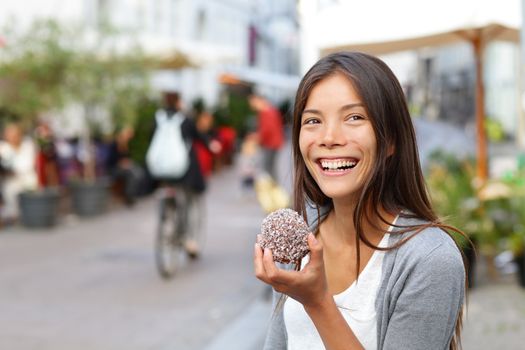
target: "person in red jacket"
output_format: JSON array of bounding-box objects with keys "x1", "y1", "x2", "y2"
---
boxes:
[{"x1": 248, "y1": 92, "x2": 285, "y2": 181}]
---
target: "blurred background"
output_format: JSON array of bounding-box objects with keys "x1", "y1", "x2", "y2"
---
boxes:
[{"x1": 0, "y1": 0, "x2": 524, "y2": 349}]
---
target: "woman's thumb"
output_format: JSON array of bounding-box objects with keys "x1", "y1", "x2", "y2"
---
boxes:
[{"x1": 307, "y1": 233, "x2": 323, "y2": 262}]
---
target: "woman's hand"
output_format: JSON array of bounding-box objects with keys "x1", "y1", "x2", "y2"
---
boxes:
[{"x1": 254, "y1": 233, "x2": 331, "y2": 309}]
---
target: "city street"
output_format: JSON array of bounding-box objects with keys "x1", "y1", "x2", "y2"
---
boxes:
[
  {"x1": 1, "y1": 141, "x2": 525, "y2": 350},
  {"x1": 0, "y1": 164, "x2": 269, "y2": 350}
]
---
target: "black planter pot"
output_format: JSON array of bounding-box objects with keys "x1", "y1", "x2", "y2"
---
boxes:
[
  {"x1": 515, "y1": 253, "x2": 525, "y2": 288},
  {"x1": 18, "y1": 188, "x2": 60, "y2": 228},
  {"x1": 70, "y1": 179, "x2": 110, "y2": 217}
]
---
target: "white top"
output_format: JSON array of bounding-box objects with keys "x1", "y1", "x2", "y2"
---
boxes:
[
  {"x1": 284, "y1": 219, "x2": 397, "y2": 350},
  {"x1": 0, "y1": 138, "x2": 37, "y2": 189}
]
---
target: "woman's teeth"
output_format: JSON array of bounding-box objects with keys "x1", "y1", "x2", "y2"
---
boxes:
[{"x1": 321, "y1": 160, "x2": 357, "y2": 171}]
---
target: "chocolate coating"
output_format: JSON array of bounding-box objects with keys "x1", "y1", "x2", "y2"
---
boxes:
[{"x1": 259, "y1": 208, "x2": 310, "y2": 264}]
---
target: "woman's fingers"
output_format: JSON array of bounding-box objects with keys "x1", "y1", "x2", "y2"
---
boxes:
[
  {"x1": 253, "y1": 243, "x2": 267, "y2": 282},
  {"x1": 254, "y1": 241, "x2": 300, "y2": 287},
  {"x1": 262, "y1": 249, "x2": 300, "y2": 285}
]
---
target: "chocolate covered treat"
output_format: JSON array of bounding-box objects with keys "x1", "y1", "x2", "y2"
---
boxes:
[{"x1": 259, "y1": 208, "x2": 310, "y2": 264}]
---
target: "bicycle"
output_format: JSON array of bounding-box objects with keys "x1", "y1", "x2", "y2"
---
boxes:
[{"x1": 154, "y1": 185, "x2": 206, "y2": 279}]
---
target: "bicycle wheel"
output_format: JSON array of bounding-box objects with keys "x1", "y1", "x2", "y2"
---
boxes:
[
  {"x1": 184, "y1": 193, "x2": 206, "y2": 259},
  {"x1": 155, "y1": 197, "x2": 184, "y2": 279}
]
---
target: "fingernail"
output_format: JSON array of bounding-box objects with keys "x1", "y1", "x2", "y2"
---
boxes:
[
  {"x1": 264, "y1": 248, "x2": 270, "y2": 256},
  {"x1": 310, "y1": 233, "x2": 318, "y2": 245}
]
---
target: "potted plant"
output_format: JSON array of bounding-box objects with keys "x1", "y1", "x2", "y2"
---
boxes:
[
  {"x1": 62, "y1": 25, "x2": 151, "y2": 217},
  {"x1": 425, "y1": 151, "x2": 480, "y2": 287},
  {"x1": 427, "y1": 150, "x2": 525, "y2": 288},
  {"x1": 0, "y1": 20, "x2": 72, "y2": 228}
]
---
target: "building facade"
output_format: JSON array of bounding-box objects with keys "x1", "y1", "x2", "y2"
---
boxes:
[{"x1": 1, "y1": 0, "x2": 300, "y2": 109}]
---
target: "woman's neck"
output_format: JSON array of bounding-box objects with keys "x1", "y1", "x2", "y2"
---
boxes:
[
  {"x1": 327, "y1": 198, "x2": 396, "y2": 246},
  {"x1": 327, "y1": 199, "x2": 355, "y2": 244}
]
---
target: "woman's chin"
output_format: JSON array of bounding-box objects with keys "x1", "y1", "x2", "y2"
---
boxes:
[{"x1": 319, "y1": 186, "x2": 359, "y2": 202}]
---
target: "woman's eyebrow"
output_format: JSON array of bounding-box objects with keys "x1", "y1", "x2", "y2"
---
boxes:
[
  {"x1": 339, "y1": 103, "x2": 365, "y2": 112},
  {"x1": 302, "y1": 108, "x2": 321, "y2": 115},
  {"x1": 303, "y1": 103, "x2": 364, "y2": 116}
]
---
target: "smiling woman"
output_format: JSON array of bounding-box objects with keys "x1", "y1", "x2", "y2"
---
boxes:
[
  {"x1": 299, "y1": 73, "x2": 377, "y2": 204},
  {"x1": 254, "y1": 52, "x2": 468, "y2": 350}
]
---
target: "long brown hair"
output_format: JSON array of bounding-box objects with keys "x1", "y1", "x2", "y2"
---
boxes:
[{"x1": 292, "y1": 52, "x2": 465, "y2": 349}]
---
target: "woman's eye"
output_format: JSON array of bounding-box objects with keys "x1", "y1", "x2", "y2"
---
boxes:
[
  {"x1": 346, "y1": 114, "x2": 364, "y2": 121},
  {"x1": 303, "y1": 118, "x2": 320, "y2": 125}
]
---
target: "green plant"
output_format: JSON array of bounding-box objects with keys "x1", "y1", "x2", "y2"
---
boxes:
[
  {"x1": 496, "y1": 166, "x2": 525, "y2": 256},
  {"x1": 425, "y1": 151, "x2": 479, "y2": 249},
  {"x1": 485, "y1": 117, "x2": 506, "y2": 143},
  {"x1": 1, "y1": 19, "x2": 154, "y2": 181},
  {"x1": 59, "y1": 24, "x2": 152, "y2": 180},
  {"x1": 0, "y1": 19, "x2": 75, "y2": 122},
  {"x1": 214, "y1": 91, "x2": 252, "y2": 138},
  {"x1": 426, "y1": 151, "x2": 508, "y2": 280},
  {"x1": 427, "y1": 151, "x2": 525, "y2": 257},
  {"x1": 128, "y1": 98, "x2": 158, "y2": 165}
]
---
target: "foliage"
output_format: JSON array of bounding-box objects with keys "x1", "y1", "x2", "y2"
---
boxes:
[
  {"x1": 64, "y1": 28, "x2": 151, "y2": 132},
  {"x1": 497, "y1": 165, "x2": 525, "y2": 255},
  {"x1": 425, "y1": 151, "x2": 481, "y2": 249},
  {"x1": 485, "y1": 117, "x2": 506, "y2": 142},
  {"x1": 0, "y1": 19, "x2": 152, "y2": 131},
  {"x1": 214, "y1": 92, "x2": 252, "y2": 138},
  {"x1": 426, "y1": 150, "x2": 525, "y2": 256},
  {"x1": 0, "y1": 19, "x2": 75, "y2": 121},
  {"x1": 128, "y1": 98, "x2": 158, "y2": 165}
]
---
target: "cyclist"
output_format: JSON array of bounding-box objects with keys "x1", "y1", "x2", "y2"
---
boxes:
[{"x1": 148, "y1": 91, "x2": 220, "y2": 259}]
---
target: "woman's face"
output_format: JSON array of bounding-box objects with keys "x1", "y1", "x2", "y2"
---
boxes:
[
  {"x1": 299, "y1": 73, "x2": 377, "y2": 203},
  {"x1": 4, "y1": 125, "x2": 22, "y2": 147}
]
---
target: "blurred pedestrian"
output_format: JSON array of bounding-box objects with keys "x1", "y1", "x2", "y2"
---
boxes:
[
  {"x1": 238, "y1": 132, "x2": 258, "y2": 193},
  {"x1": 0, "y1": 123, "x2": 38, "y2": 223},
  {"x1": 34, "y1": 121, "x2": 59, "y2": 188},
  {"x1": 248, "y1": 92, "x2": 284, "y2": 181},
  {"x1": 193, "y1": 110, "x2": 217, "y2": 179},
  {"x1": 54, "y1": 136, "x2": 82, "y2": 185},
  {"x1": 107, "y1": 125, "x2": 143, "y2": 206},
  {"x1": 254, "y1": 52, "x2": 467, "y2": 350},
  {"x1": 147, "y1": 91, "x2": 220, "y2": 258},
  {"x1": 0, "y1": 152, "x2": 8, "y2": 224}
]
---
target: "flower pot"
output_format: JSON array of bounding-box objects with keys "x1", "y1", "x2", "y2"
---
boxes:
[
  {"x1": 18, "y1": 188, "x2": 60, "y2": 228},
  {"x1": 70, "y1": 179, "x2": 110, "y2": 217}
]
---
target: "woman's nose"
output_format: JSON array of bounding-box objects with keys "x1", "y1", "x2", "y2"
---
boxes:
[{"x1": 320, "y1": 122, "x2": 345, "y2": 148}]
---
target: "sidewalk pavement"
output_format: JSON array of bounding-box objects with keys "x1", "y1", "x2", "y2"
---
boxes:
[{"x1": 204, "y1": 298, "x2": 271, "y2": 350}]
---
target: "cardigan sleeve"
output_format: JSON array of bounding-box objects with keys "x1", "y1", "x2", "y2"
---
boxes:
[{"x1": 381, "y1": 240, "x2": 465, "y2": 350}]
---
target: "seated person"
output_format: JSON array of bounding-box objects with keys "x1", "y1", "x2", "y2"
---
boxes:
[{"x1": 0, "y1": 123, "x2": 38, "y2": 222}]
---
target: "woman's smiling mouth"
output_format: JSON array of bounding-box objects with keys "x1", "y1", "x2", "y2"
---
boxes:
[{"x1": 318, "y1": 158, "x2": 359, "y2": 172}]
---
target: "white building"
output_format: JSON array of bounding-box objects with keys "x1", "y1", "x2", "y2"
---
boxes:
[{"x1": 1, "y1": 0, "x2": 300, "y2": 109}]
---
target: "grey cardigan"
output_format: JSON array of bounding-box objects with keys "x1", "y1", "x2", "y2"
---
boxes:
[{"x1": 262, "y1": 213, "x2": 465, "y2": 350}]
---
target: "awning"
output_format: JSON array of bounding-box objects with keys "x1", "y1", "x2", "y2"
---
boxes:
[
  {"x1": 321, "y1": 23, "x2": 519, "y2": 57},
  {"x1": 219, "y1": 66, "x2": 301, "y2": 91}
]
